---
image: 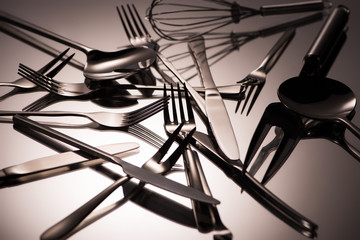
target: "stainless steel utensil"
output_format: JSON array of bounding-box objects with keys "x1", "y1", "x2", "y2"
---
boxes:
[
  {"x1": 236, "y1": 28, "x2": 295, "y2": 115},
  {"x1": 39, "y1": 123, "x2": 194, "y2": 240},
  {"x1": 13, "y1": 119, "x2": 195, "y2": 239},
  {"x1": 164, "y1": 84, "x2": 232, "y2": 237},
  {"x1": 0, "y1": 10, "x2": 157, "y2": 80},
  {"x1": 156, "y1": 12, "x2": 324, "y2": 81},
  {"x1": 188, "y1": 35, "x2": 240, "y2": 161},
  {"x1": 243, "y1": 5, "x2": 352, "y2": 185},
  {"x1": 147, "y1": 0, "x2": 331, "y2": 41},
  {"x1": 18, "y1": 59, "x2": 243, "y2": 101},
  {"x1": 0, "y1": 96, "x2": 168, "y2": 128},
  {"x1": 12, "y1": 115, "x2": 219, "y2": 204},
  {"x1": 0, "y1": 142, "x2": 139, "y2": 187}
]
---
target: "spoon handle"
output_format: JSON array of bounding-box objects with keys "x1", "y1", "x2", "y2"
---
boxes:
[
  {"x1": 339, "y1": 117, "x2": 360, "y2": 141},
  {"x1": 301, "y1": 5, "x2": 350, "y2": 76},
  {"x1": 0, "y1": 10, "x2": 93, "y2": 53}
]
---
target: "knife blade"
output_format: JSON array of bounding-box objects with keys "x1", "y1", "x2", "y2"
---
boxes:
[
  {"x1": 0, "y1": 142, "x2": 139, "y2": 186},
  {"x1": 187, "y1": 36, "x2": 241, "y2": 161},
  {"x1": 13, "y1": 115, "x2": 219, "y2": 205}
]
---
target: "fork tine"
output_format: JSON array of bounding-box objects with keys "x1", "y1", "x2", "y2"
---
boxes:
[
  {"x1": 176, "y1": 83, "x2": 185, "y2": 123},
  {"x1": 37, "y1": 48, "x2": 70, "y2": 74},
  {"x1": 125, "y1": 97, "x2": 168, "y2": 121},
  {"x1": 152, "y1": 122, "x2": 184, "y2": 161},
  {"x1": 242, "y1": 112, "x2": 273, "y2": 174},
  {"x1": 235, "y1": 85, "x2": 246, "y2": 113},
  {"x1": 126, "y1": 96, "x2": 169, "y2": 117},
  {"x1": 165, "y1": 127, "x2": 196, "y2": 168},
  {"x1": 261, "y1": 135, "x2": 300, "y2": 185},
  {"x1": 46, "y1": 53, "x2": 75, "y2": 78},
  {"x1": 131, "y1": 4, "x2": 150, "y2": 36},
  {"x1": 127, "y1": 4, "x2": 143, "y2": 37},
  {"x1": 240, "y1": 85, "x2": 255, "y2": 114},
  {"x1": 170, "y1": 84, "x2": 178, "y2": 124},
  {"x1": 19, "y1": 63, "x2": 60, "y2": 86},
  {"x1": 183, "y1": 85, "x2": 195, "y2": 122},
  {"x1": 117, "y1": 6, "x2": 132, "y2": 41},
  {"x1": 120, "y1": 5, "x2": 137, "y2": 38},
  {"x1": 18, "y1": 66, "x2": 57, "y2": 93},
  {"x1": 18, "y1": 64, "x2": 60, "y2": 92},
  {"x1": 124, "y1": 101, "x2": 167, "y2": 126},
  {"x1": 245, "y1": 84, "x2": 264, "y2": 116},
  {"x1": 163, "y1": 84, "x2": 172, "y2": 125}
]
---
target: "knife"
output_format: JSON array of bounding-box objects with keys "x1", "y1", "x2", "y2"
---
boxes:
[
  {"x1": 188, "y1": 36, "x2": 241, "y2": 161},
  {"x1": 0, "y1": 142, "x2": 139, "y2": 187},
  {"x1": 13, "y1": 115, "x2": 219, "y2": 205}
]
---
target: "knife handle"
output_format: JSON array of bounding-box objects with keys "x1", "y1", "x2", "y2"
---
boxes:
[{"x1": 301, "y1": 5, "x2": 350, "y2": 76}]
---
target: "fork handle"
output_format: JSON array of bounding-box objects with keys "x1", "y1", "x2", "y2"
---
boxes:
[
  {"x1": 257, "y1": 28, "x2": 295, "y2": 74},
  {"x1": 260, "y1": 0, "x2": 331, "y2": 16},
  {"x1": 0, "y1": 110, "x2": 85, "y2": 118}
]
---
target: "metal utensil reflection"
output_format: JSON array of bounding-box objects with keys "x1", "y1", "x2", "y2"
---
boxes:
[
  {"x1": 0, "y1": 10, "x2": 157, "y2": 80},
  {"x1": 12, "y1": 122, "x2": 197, "y2": 239}
]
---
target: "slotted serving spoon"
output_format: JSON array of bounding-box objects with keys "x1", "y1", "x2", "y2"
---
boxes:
[{"x1": 0, "y1": 10, "x2": 156, "y2": 80}]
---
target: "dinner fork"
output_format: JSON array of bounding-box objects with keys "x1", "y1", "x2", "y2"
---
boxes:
[
  {"x1": 36, "y1": 122, "x2": 194, "y2": 240},
  {"x1": 117, "y1": 4, "x2": 177, "y2": 85},
  {"x1": 164, "y1": 84, "x2": 232, "y2": 238},
  {"x1": 0, "y1": 96, "x2": 168, "y2": 128},
  {"x1": 235, "y1": 28, "x2": 295, "y2": 116},
  {"x1": 18, "y1": 60, "x2": 242, "y2": 102}
]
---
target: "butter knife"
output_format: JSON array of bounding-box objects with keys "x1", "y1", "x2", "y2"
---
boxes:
[
  {"x1": 188, "y1": 36, "x2": 241, "y2": 161},
  {"x1": 13, "y1": 115, "x2": 219, "y2": 205},
  {"x1": 0, "y1": 142, "x2": 139, "y2": 186}
]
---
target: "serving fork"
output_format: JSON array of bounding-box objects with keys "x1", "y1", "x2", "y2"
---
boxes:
[
  {"x1": 164, "y1": 84, "x2": 232, "y2": 237},
  {"x1": 236, "y1": 28, "x2": 295, "y2": 116}
]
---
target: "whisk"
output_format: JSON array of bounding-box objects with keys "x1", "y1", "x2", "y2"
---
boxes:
[
  {"x1": 156, "y1": 12, "x2": 324, "y2": 81},
  {"x1": 147, "y1": 0, "x2": 331, "y2": 41}
]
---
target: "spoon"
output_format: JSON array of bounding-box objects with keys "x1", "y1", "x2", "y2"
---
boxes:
[
  {"x1": 278, "y1": 76, "x2": 360, "y2": 139},
  {"x1": 278, "y1": 6, "x2": 360, "y2": 138},
  {"x1": 0, "y1": 10, "x2": 156, "y2": 80}
]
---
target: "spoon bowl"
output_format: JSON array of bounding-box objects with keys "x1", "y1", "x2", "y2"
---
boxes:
[
  {"x1": 278, "y1": 76, "x2": 360, "y2": 138},
  {"x1": 0, "y1": 10, "x2": 156, "y2": 80}
]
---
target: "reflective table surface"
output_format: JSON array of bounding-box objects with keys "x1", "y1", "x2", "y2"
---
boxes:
[{"x1": 0, "y1": 0, "x2": 359, "y2": 239}]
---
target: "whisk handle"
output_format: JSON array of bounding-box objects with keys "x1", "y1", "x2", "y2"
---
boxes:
[
  {"x1": 260, "y1": 0, "x2": 331, "y2": 16},
  {"x1": 259, "y1": 12, "x2": 324, "y2": 38}
]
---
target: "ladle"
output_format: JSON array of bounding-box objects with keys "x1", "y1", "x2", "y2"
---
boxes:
[{"x1": 0, "y1": 10, "x2": 156, "y2": 80}]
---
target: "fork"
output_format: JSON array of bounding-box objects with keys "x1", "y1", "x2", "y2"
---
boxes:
[
  {"x1": 18, "y1": 60, "x2": 242, "y2": 102},
  {"x1": 0, "y1": 96, "x2": 168, "y2": 128},
  {"x1": 0, "y1": 48, "x2": 71, "y2": 89},
  {"x1": 35, "y1": 122, "x2": 194, "y2": 240},
  {"x1": 235, "y1": 28, "x2": 295, "y2": 116},
  {"x1": 117, "y1": 4, "x2": 176, "y2": 85},
  {"x1": 164, "y1": 84, "x2": 232, "y2": 237}
]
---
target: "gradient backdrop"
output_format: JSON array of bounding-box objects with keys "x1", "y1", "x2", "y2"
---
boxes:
[{"x1": 0, "y1": 0, "x2": 359, "y2": 239}]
